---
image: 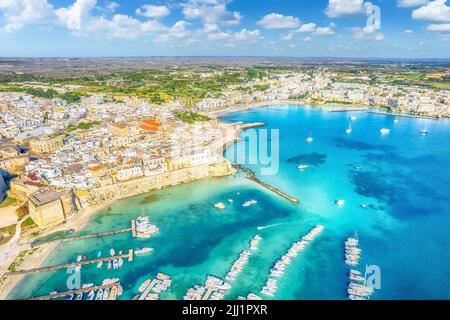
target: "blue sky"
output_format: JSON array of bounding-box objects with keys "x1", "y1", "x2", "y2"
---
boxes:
[{"x1": 0, "y1": 0, "x2": 449, "y2": 58}]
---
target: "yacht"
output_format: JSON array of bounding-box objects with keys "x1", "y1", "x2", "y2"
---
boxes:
[
  {"x1": 420, "y1": 127, "x2": 429, "y2": 134},
  {"x1": 87, "y1": 290, "x2": 95, "y2": 300},
  {"x1": 306, "y1": 131, "x2": 314, "y2": 143},
  {"x1": 214, "y1": 202, "x2": 226, "y2": 210},
  {"x1": 102, "y1": 288, "x2": 110, "y2": 300},
  {"x1": 297, "y1": 164, "x2": 309, "y2": 171},
  {"x1": 243, "y1": 199, "x2": 258, "y2": 207},
  {"x1": 346, "y1": 119, "x2": 353, "y2": 134},
  {"x1": 380, "y1": 128, "x2": 390, "y2": 135},
  {"x1": 350, "y1": 116, "x2": 357, "y2": 121},
  {"x1": 109, "y1": 286, "x2": 118, "y2": 300},
  {"x1": 336, "y1": 199, "x2": 345, "y2": 206},
  {"x1": 95, "y1": 289, "x2": 104, "y2": 300},
  {"x1": 66, "y1": 294, "x2": 74, "y2": 300},
  {"x1": 135, "y1": 247, "x2": 154, "y2": 256}
]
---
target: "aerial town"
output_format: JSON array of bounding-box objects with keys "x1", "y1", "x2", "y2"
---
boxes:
[{"x1": 1, "y1": 62, "x2": 449, "y2": 231}]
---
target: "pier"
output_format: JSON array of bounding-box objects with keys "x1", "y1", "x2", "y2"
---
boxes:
[
  {"x1": 31, "y1": 220, "x2": 136, "y2": 248},
  {"x1": 241, "y1": 167, "x2": 300, "y2": 204},
  {"x1": 5, "y1": 249, "x2": 133, "y2": 276},
  {"x1": 29, "y1": 281, "x2": 120, "y2": 300},
  {"x1": 138, "y1": 279, "x2": 157, "y2": 300},
  {"x1": 239, "y1": 122, "x2": 267, "y2": 130}
]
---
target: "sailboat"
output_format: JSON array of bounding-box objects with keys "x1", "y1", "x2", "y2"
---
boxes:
[
  {"x1": 420, "y1": 125, "x2": 429, "y2": 134},
  {"x1": 345, "y1": 118, "x2": 353, "y2": 134},
  {"x1": 306, "y1": 131, "x2": 314, "y2": 143}
]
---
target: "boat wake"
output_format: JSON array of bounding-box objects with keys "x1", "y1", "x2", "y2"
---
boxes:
[{"x1": 257, "y1": 223, "x2": 287, "y2": 231}]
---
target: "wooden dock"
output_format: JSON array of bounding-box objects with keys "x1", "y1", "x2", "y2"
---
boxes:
[
  {"x1": 242, "y1": 167, "x2": 300, "y2": 204},
  {"x1": 202, "y1": 288, "x2": 214, "y2": 300},
  {"x1": 29, "y1": 281, "x2": 120, "y2": 300},
  {"x1": 31, "y1": 221, "x2": 136, "y2": 248},
  {"x1": 138, "y1": 279, "x2": 157, "y2": 300},
  {"x1": 5, "y1": 250, "x2": 133, "y2": 276}
]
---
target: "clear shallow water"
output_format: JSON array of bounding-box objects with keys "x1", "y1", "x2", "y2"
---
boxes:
[{"x1": 8, "y1": 105, "x2": 450, "y2": 300}]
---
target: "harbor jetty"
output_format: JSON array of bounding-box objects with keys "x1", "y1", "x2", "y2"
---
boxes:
[
  {"x1": 31, "y1": 217, "x2": 157, "y2": 248},
  {"x1": 241, "y1": 167, "x2": 300, "y2": 204},
  {"x1": 5, "y1": 250, "x2": 134, "y2": 276},
  {"x1": 31, "y1": 226, "x2": 133, "y2": 248},
  {"x1": 29, "y1": 280, "x2": 121, "y2": 300},
  {"x1": 239, "y1": 122, "x2": 267, "y2": 130}
]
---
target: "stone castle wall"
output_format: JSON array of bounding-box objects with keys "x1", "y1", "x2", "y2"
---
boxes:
[{"x1": 81, "y1": 160, "x2": 235, "y2": 206}]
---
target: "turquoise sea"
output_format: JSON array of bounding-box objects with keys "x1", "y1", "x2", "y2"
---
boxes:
[{"x1": 8, "y1": 105, "x2": 450, "y2": 300}]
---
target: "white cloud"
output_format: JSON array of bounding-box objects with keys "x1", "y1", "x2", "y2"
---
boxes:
[
  {"x1": 427, "y1": 23, "x2": 450, "y2": 31},
  {"x1": 182, "y1": 0, "x2": 242, "y2": 26},
  {"x1": 294, "y1": 22, "x2": 335, "y2": 36},
  {"x1": 55, "y1": 0, "x2": 166, "y2": 39},
  {"x1": 325, "y1": 0, "x2": 365, "y2": 18},
  {"x1": 412, "y1": 0, "x2": 450, "y2": 22},
  {"x1": 0, "y1": 0, "x2": 55, "y2": 32},
  {"x1": 314, "y1": 26, "x2": 335, "y2": 36},
  {"x1": 90, "y1": 15, "x2": 165, "y2": 39},
  {"x1": 105, "y1": 1, "x2": 119, "y2": 12},
  {"x1": 156, "y1": 21, "x2": 191, "y2": 43},
  {"x1": 234, "y1": 29, "x2": 262, "y2": 42},
  {"x1": 397, "y1": 0, "x2": 429, "y2": 7},
  {"x1": 281, "y1": 32, "x2": 295, "y2": 41},
  {"x1": 55, "y1": 0, "x2": 97, "y2": 32},
  {"x1": 352, "y1": 26, "x2": 384, "y2": 41},
  {"x1": 296, "y1": 23, "x2": 317, "y2": 33},
  {"x1": 136, "y1": 4, "x2": 170, "y2": 19},
  {"x1": 256, "y1": 13, "x2": 300, "y2": 29},
  {"x1": 404, "y1": 29, "x2": 414, "y2": 33}
]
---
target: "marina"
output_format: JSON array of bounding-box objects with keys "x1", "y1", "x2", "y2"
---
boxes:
[
  {"x1": 344, "y1": 233, "x2": 361, "y2": 267},
  {"x1": 261, "y1": 225, "x2": 325, "y2": 297},
  {"x1": 184, "y1": 275, "x2": 232, "y2": 301},
  {"x1": 137, "y1": 273, "x2": 172, "y2": 300},
  {"x1": 344, "y1": 234, "x2": 374, "y2": 300}
]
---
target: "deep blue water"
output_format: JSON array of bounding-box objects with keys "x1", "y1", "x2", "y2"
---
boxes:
[{"x1": 8, "y1": 105, "x2": 450, "y2": 300}]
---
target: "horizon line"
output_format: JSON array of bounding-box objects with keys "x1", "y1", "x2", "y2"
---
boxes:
[{"x1": 1, "y1": 55, "x2": 450, "y2": 61}]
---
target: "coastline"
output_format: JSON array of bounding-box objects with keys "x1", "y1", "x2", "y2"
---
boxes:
[{"x1": 208, "y1": 99, "x2": 447, "y2": 120}]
